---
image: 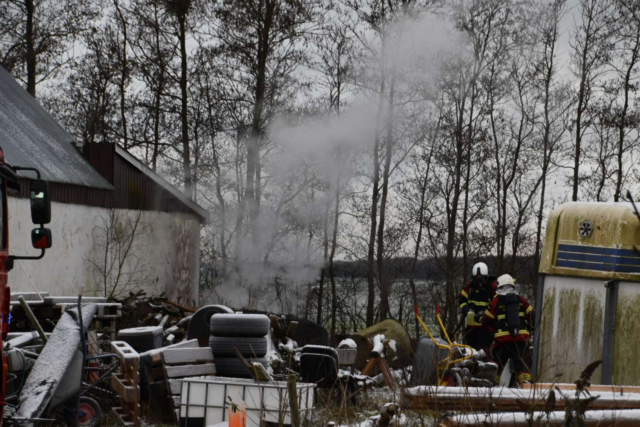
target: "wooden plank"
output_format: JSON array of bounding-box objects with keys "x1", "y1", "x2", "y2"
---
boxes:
[
  {"x1": 167, "y1": 379, "x2": 183, "y2": 395},
  {"x1": 402, "y1": 387, "x2": 640, "y2": 413},
  {"x1": 165, "y1": 363, "x2": 216, "y2": 378},
  {"x1": 163, "y1": 347, "x2": 213, "y2": 365},
  {"x1": 148, "y1": 380, "x2": 169, "y2": 398},
  {"x1": 441, "y1": 409, "x2": 640, "y2": 426},
  {"x1": 520, "y1": 383, "x2": 640, "y2": 394}
]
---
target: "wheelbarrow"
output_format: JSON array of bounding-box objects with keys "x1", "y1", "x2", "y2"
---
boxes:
[
  {"x1": 49, "y1": 351, "x2": 120, "y2": 426},
  {"x1": 47, "y1": 294, "x2": 120, "y2": 426}
]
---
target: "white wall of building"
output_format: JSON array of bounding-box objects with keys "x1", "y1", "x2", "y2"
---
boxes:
[{"x1": 7, "y1": 198, "x2": 200, "y2": 304}]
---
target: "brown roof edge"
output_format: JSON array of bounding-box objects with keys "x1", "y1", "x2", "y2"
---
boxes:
[{"x1": 115, "y1": 146, "x2": 209, "y2": 224}]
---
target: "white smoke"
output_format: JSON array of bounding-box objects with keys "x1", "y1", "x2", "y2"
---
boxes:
[{"x1": 205, "y1": 11, "x2": 466, "y2": 312}]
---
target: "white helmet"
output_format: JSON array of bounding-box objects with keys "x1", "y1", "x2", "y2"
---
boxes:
[
  {"x1": 497, "y1": 274, "x2": 517, "y2": 294},
  {"x1": 472, "y1": 262, "x2": 488, "y2": 277}
]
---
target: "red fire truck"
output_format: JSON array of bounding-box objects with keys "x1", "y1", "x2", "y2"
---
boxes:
[{"x1": 0, "y1": 147, "x2": 52, "y2": 420}]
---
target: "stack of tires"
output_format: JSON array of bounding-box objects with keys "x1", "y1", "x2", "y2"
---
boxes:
[{"x1": 209, "y1": 314, "x2": 271, "y2": 378}]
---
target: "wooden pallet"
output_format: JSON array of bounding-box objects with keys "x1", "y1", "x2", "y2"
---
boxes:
[
  {"x1": 161, "y1": 347, "x2": 216, "y2": 422},
  {"x1": 111, "y1": 341, "x2": 140, "y2": 427},
  {"x1": 138, "y1": 339, "x2": 200, "y2": 422}
]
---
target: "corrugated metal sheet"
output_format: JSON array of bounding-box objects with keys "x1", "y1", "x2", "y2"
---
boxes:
[
  {"x1": 0, "y1": 66, "x2": 112, "y2": 190},
  {"x1": 14, "y1": 178, "x2": 111, "y2": 206},
  {"x1": 115, "y1": 147, "x2": 209, "y2": 222},
  {"x1": 113, "y1": 153, "x2": 207, "y2": 221}
]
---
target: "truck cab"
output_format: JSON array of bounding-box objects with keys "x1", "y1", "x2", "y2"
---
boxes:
[{"x1": 0, "y1": 147, "x2": 52, "y2": 420}]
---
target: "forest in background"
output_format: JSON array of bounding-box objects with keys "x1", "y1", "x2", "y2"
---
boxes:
[{"x1": 2, "y1": 0, "x2": 640, "y2": 342}]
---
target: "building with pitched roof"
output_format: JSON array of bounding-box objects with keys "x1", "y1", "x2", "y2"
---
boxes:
[{"x1": 0, "y1": 66, "x2": 206, "y2": 303}]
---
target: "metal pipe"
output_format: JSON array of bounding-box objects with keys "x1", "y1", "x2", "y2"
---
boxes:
[{"x1": 17, "y1": 296, "x2": 47, "y2": 344}]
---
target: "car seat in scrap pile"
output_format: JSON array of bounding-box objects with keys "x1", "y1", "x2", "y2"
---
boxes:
[{"x1": 299, "y1": 345, "x2": 339, "y2": 387}]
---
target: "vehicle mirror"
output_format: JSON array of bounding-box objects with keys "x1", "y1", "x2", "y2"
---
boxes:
[
  {"x1": 30, "y1": 180, "x2": 51, "y2": 224},
  {"x1": 31, "y1": 228, "x2": 52, "y2": 249}
]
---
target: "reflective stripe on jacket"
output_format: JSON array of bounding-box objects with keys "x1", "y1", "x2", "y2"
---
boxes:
[{"x1": 459, "y1": 277, "x2": 498, "y2": 328}]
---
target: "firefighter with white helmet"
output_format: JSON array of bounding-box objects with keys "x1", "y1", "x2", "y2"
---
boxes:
[
  {"x1": 458, "y1": 262, "x2": 497, "y2": 354},
  {"x1": 482, "y1": 274, "x2": 535, "y2": 385}
]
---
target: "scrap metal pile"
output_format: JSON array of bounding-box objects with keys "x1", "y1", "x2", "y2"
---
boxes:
[
  {"x1": 6, "y1": 291, "x2": 416, "y2": 427},
  {"x1": 15, "y1": 291, "x2": 626, "y2": 427}
]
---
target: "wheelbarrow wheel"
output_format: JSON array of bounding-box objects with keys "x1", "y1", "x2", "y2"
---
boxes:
[{"x1": 64, "y1": 397, "x2": 102, "y2": 427}]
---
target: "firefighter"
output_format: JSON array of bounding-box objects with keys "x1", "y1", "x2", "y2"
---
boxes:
[
  {"x1": 458, "y1": 262, "x2": 497, "y2": 353},
  {"x1": 482, "y1": 274, "x2": 534, "y2": 386}
]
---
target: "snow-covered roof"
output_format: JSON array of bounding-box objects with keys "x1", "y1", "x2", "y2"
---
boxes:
[{"x1": 0, "y1": 66, "x2": 112, "y2": 190}]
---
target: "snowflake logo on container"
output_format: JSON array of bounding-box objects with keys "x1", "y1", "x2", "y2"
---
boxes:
[{"x1": 579, "y1": 220, "x2": 593, "y2": 238}]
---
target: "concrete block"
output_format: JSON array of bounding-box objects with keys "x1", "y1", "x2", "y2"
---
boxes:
[
  {"x1": 163, "y1": 348, "x2": 213, "y2": 365},
  {"x1": 112, "y1": 373, "x2": 140, "y2": 403},
  {"x1": 139, "y1": 339, "x2": 199, "y2": 363},
  {"x1": 165, "y1": 363, "x2": 216, "y2": 378}
]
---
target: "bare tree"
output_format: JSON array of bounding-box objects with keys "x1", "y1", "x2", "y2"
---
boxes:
[
  {"x1": 611, "y1": 0, "x2": 640, "y2": 201},
  {"x1": 0, "y1": 0, "x2": 99, "y2": 97},
  {"x1": 87, "y1": 210, "x2": 155, "y2": 300},
  {"x1": 569, "y1": 0, "x2": 614, "y2": 201},
  {"x1": 532, "y1": 0, "x2": 570, "y2": 273},
  {"x1": 211, "y1": 0, "x2": 322, "y2": 278}
]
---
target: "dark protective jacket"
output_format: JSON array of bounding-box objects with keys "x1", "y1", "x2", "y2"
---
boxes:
[
  {"x1": 458, "y1": 276, "x2": 498, "y2": 327},
  {"x1": 482, "y1": 292, "x2": 534, "y2": 342}
]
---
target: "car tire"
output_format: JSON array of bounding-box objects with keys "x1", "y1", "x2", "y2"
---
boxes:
[
  {"x1": 209, "y1": 336, "x2": 268, "y2": 357},
  {"x1": 214, "y1": 357, "x2": 269, "y2": 378},
  {"x1": 187, "y1": 305, "x2": 235, "y2": 346},
  {"x1": 210, "y1": 314, "x2": 270, "y2": 337}
]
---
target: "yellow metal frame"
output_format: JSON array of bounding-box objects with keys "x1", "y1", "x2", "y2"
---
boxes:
[{"x1": 414, "y1": 306, "x2": 474, "y2": 385}]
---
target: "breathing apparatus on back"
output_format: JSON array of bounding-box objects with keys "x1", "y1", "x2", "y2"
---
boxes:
[{"x1": 497, "y1": 274, "x2": 520, "y2": 337}]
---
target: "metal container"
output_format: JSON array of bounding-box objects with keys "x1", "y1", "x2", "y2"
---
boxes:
[
  {"x1": 117, "y1": 326, "x2": 163, "y2": 353},
  {"x1": 178, "y1": 377, "x2": 315, "y2": 427}
]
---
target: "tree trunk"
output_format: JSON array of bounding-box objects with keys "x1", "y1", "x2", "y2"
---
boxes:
[
  {"x1": 25, "y1": 0, "x2": 36, "y2": 97},
  {"x1": 242, "y1": 0, "x2": 275, "y2": 266},
  {"x1": 408, "y1": 121, "x2": 437, "y2": 339},
  {"x1": 114, "y1": 0, "x2": 129, "y2": 149},
  {"x1": 151, "y1": 6, "x2": 164, "y2": 171},
  {"x1": 534, "y1": 0, "x2": 561, "y2": 278},
  {"x1": 178, "y1": 13, "x2": 192, "y2": 198},
  {"x1": 205, "y1": 88, "x2": 227, "y2": 277},
  {"x1": 366, "y1": 77, "x2": 386, "y2": 327},
  {"x1": 317, "y1": 189, "x2": 330, "y2": 326},
  {"x1": 329, "y1": 175, "x2": 341, "y2": 344},
  {"x1": 377, "y1": 68, "x2": 396, "y2": 321},
  {"x1": 614, "y1": 31, "x2": 640, "y2": 201},
  {"x1": 446, "y1": 95, "x2": 467, "y2": 332},
  {"x1": 572, "y1": 15, "x2": 594, "y2": 203},
  {"x1": 462, "y1": 84, "x2": 476, "y2": 279}
]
